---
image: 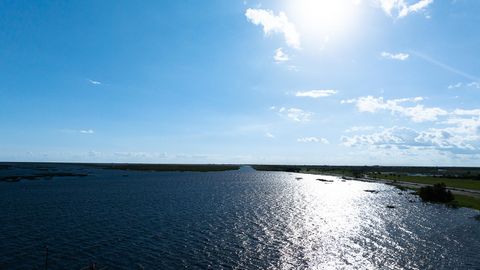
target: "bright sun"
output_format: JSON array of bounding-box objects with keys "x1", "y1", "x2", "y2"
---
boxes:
[{"x1": 287, "y1": 0, "x2": 359, "y2": 46}]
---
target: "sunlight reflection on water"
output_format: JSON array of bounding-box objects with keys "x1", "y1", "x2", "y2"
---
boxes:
[{"x1": 0, "y1": 166, "x2": 479, "y2": 269}]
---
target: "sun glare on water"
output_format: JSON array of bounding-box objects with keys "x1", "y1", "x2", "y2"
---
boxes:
[{"x1": 287, "y1": 0, "x2": 360, "y2": 46}]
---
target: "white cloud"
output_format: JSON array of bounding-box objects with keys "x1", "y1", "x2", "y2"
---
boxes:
[
  {"x1": 345, "y1": 126, "x2": 376, "y2": 133},
  {"x1": 274, "y1": 48, "x2": 289, "y2": 63},
  {"x1": 295, "y1": 89, "x2": 338, "y2": 98},
  {"x1": 286, "y1": 65, "x2": 299, "y2": 72},
  {"x1": 377, "y1": 0, "x2": 434, "y2": 18},
  {"x1": 341, "y1": 96, "x2": 480, "y2": 156},
  {"x1": 265, "y1": 132, "x2": 275, "y2": 138},
  {"x1": 341, "y1": 125, "x2": 477, "y2": 154},
  {"x1": 80, "y1": 129, "x2": 95, "y2": 134},
  {"x1": 399, "y1": 105, "x2": 448, "y2": 122},
  {"x1": 380, "y1": 51, "x2": 409, "y2": 61},
  {"x1": 297, "y1": 137, "x2": 329, "y2": 144},
  {"x1": 448, "y1": 82, "x2": 480, "y2": 89},
  {"x1": 245, "y1": 8, "x2": 301, "y2": 49},
  {"x1": 272, "y1": 107, "x2": 313, "y2": 122},
  {"x1": 453, "y1": 109, "x2": 480, "y2": 116},
  {"x1": 114, "y1": 152, "x2": 168, "y2": 159},
  {"x1": 468, "y1": 82, "x2": 480, "y2": 88},
  {"x1": 406, "y1": 0, "x2": 434, "y2": 14},
  {"x1": 87, "y1": 79, "x2": 102, "y2": 85},
  {"x1": 61, "y1": 129, "x2": 95, "y2": 134},
  {"x1": 285, "y1": 108, "x2": 312, "y2": 122},
  {"x1": 343, "y1": 96, "x2": 447, "y2": 122},
  {"x1": 442, "y1": 117, "x2": 480, "y2": 137},
  {"x1": 448, "y1": 82, "x2": 463, "y2": 89}
]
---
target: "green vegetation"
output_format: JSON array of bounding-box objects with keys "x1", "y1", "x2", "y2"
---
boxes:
[
  {"x1": 253, "y1": 164, "x2": 480, "y2": 191},
  {"x1": 418, "y1": 183, "x2": 454, "y2": 203},
  {"x1": 369, "y1": 174, "x2": 480, "y2": 191},
  {"x1": 96, "y1": 163, "x2": 240, "y2": 172},
  {"x1": 451, "y1": 194, "x2": 480, "y2": 211},
  {"x1": 391, "y1": 184, "x2": 480, "y2": 210},
  {"x1": 251, "y1": 165, "x2": 361, "y2": 177},
  {"x1": 252, "y1": 164, "x2": 480, "y2": 179}
]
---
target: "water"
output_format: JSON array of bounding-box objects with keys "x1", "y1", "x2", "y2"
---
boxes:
[{"x1": 1, "y1": 164, "x2": 479, "y2": 269}]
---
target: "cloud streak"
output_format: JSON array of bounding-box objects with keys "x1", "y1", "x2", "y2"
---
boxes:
[
  {"x1": 80, "y1": 129, "x2": 95, "y2": 134},
  {"x1": 380, "y1": 51, "x2": 409, "y2": 61},
  {"x1": 342, "y1": 96, "x2": 448, "y2": 122},
  {"x1": 412, "y1": 51, "x2": 480, "y2": 83},
  {"x1": 297, "y1": 137, "x2": 329, "y2": 144},
  {"x1": 271, "y1": 107, "x2": 313, "y2": 122},
  {"x1": 448, "y1": 82, "x2": 480, "y2": 89},
  {"x1": 295, "y1": 89, "x2": 338, "y2": 98},
  {"x1": 265, "y1": 132, "x2": 275, "y2": 138},
  {"x1": 87, "y1": 79, "x2": 102, "y2": 85}
]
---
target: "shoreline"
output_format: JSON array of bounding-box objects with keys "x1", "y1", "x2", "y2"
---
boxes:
[{"x1": 292, "y1": 170, "x2": 480, "y2": 211}]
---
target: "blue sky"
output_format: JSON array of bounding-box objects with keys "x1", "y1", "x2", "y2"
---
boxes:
[{"x1": 1, "y1": 0, "x2": 479, "y2": 165}]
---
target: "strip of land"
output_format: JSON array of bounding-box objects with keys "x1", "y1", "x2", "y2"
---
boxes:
[
  {"x1": 252, "y1": 165, "x2": 480, "y2": 210},
  {"x1": 0, "y1": 172, "x2": 88, "y2": 182},
  {"x1": 92, "y1": 163, "x2": 241, "y2": 172}
]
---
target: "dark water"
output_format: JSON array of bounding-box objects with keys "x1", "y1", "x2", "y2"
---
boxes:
[{"x1": 0, "y1": 164, "x2": 479, "y2": 269}]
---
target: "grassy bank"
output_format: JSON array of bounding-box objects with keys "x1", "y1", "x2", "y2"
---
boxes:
[
  {"x1": 451, "y1": 194, "x2": 480, "y2": 210},
  {"x1": 369, "y1": 174, "x2": 480, "y2": 191},
  {"x1": 391, "y1": 185, "x2": 480, "y2": 211}
]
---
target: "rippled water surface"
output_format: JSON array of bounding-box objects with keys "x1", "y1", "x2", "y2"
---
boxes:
[{"x1": 1, "y1": 164, "x2": 479, "y2": 269}]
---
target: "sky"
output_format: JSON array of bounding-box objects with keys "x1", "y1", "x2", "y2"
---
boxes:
[{"x1": 1, "y1": 0, "x2": 480, "y2": 166}]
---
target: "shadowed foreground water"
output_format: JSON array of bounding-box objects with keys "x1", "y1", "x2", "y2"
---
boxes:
[{"x1": 0, "y1": 165, "x2": 479, "y2": 269}]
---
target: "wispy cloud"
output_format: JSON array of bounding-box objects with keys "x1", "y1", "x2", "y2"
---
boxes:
[
  {"x1": 468, "y1": 82, "x2": 480, "y2": 88},
  {"x1": 452, "y1": 109, "x2": 480, "y2": 116},
  {"x1": 87, "y1": 79, "x2": 102, "y2": 85},
  {"x1": 297, "y1": 137, "x2": 329, "y2": 144},
  {"x1": 345, "y1": 126, "x2": 376, "y2": 133},
  {"x1": 245, "y1": 8, "x2": 301, "y2": 49},
  {"x1": 380, "y1": 51, "x2": 409, "y2": 61},
  {"x1": 448, "y1": 82, "x2": 480, "y2": 89},
  {"x1": 412, "y1": 51, "x2": 480, "y2": 82},
  {"x1": 271, "y1": 107, "x2": 313, "y2": 122},
  {"x1": 274, "y1": 48, "x2": 289, "y2": 63},
  {"x1": 377, "y1": 0, "x2": 434, "y2": 18},
  {"x1": 342, "y1": 96, "x2": 448, "y2": 122},
  {"x1": 80, "y1": 129, "x2": 95, "y2": 134},
  {"x1": 61, "y1": 129, "x2": 95, "y2": 134},
  {"x1": 265, "y1": 132, "x2": 275, "y2": 138},
  {"x1": 295, "y1": 89, "x2": 338, "y2": 98},
  {"x1": 114, "y1": 151, "x2": 168, "y2": 159},
  {"x1": 448, "y1": 82, "x2": 463, "y2": 89}
]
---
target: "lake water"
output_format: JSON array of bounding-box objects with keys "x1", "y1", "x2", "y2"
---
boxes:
[{"x1": 1, "y1": 164, "x2": 479, "y2": 269}]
